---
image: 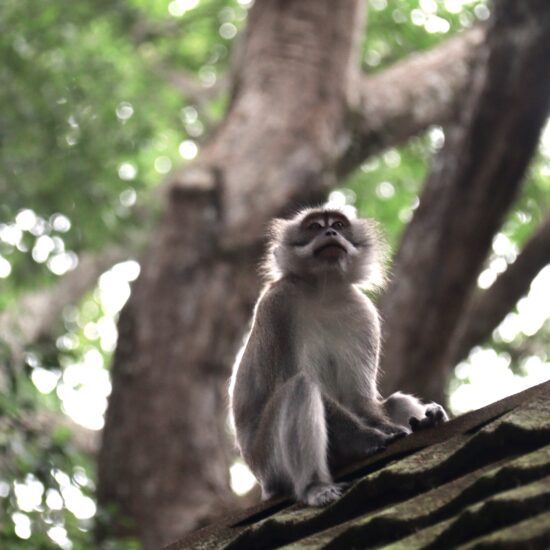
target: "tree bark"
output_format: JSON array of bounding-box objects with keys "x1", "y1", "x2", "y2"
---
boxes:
[
  {"x1": 379, "y1": 0, "x2": 550, "y2": 403},
  {"x1": 448, "y1": 218, "x2": 550, "y2": 366}
]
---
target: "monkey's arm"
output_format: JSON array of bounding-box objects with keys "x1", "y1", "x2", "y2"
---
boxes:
[
  {"x1": 323, "y1": 395, "x2": 403, "y2": 471},
  {"x1": 232, "y1": 282, "x2": 298, "y2": 437}
]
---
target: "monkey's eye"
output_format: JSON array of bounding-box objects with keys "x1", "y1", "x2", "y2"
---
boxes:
[
  {"x1": 332, "y1": 220, "x2": 345, "y2": 230},
  {"x1": 307, "y1": 222, "x2": 322, "y2": 230}
]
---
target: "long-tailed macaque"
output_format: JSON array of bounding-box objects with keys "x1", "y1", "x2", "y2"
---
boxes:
[{"x1": 230, "y1": 206, "x2": 448, "y2": 506}]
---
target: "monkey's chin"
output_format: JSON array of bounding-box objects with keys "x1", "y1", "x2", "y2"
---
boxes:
[{"x1": 314, "y1": 245, "x2": 347, "y2": 262}]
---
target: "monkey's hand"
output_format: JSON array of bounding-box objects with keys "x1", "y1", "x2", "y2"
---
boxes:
[{"x1": 409, "y1": 403, "x2": 448, "y2": 432}]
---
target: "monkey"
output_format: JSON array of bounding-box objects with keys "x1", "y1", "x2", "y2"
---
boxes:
[{"x1": 229, "y1": 205, "x2": 448, "y2": 507}]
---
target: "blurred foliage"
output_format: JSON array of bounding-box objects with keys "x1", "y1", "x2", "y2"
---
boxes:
[
  {"x1": 0, "y1": 0, "x2": 241, "y2": 308},
  {"x1": 0, "y1": 0, "x2": 548, "y2": 547},
  {"x1": 362, "y1": 0, "x2": 490, "y2": 71}
]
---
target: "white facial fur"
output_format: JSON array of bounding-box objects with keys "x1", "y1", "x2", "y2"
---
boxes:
[{"x1": 264, "y1": 205, "x2": 387, "y2": 289}]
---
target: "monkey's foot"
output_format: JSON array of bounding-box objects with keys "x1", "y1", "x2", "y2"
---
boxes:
[
  {"x1": 409, "y1": 404, "x2": 448, "y2": 432},
  {"x1": 303, "y1": 482, "x2": 347, "y2": 507}
]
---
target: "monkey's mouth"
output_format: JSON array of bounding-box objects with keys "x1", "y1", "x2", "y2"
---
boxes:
[{"x1": 314, "y1": 242, "x2": 347, "y2": 261}]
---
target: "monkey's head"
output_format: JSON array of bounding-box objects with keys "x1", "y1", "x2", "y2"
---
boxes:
[{"x1": 264, "y1": 206, "x2": 387, "y2": 288}]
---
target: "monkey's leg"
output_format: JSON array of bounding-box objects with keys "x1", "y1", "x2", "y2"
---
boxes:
[
  {"x1": 324, "y1": 397, "x2": 398, "y2": 472},
  {"x1": 383, "y1": 392, "x2": 449, "y2": 432},
  {"x1": 273, "y1": 374, "x2": 346, "y2": 507}
]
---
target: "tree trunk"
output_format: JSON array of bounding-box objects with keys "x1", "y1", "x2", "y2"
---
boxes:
[
  {"x1": 97, "y1": 197, "x2": 260, "y2": 547},
  {"x1": 97, "y1": 1, "x2": 365, "y2": 547},
  {"x1": 379, "y1": 0, "x2": 550, "y2": 404}
]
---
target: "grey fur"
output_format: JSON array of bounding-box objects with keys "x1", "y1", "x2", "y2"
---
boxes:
[{"x1": 230, "y1": 206, "x2": 448, "y2": 506}]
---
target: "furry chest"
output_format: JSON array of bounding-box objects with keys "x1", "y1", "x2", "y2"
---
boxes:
[{"x1": 297, "y1": 311, "x2": 374, "y2": 399}]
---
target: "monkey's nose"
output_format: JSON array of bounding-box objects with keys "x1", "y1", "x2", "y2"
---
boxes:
[{"x1": 324, "y1": 229, "x2": 337, "y2": 237}]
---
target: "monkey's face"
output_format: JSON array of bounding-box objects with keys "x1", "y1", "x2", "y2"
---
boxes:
[
  {"x1": 297, "y1": 211, "x2": 354, "y2": 264},
  {"x1": 267, "y1": 207, "x2": 385, "y2": 287}
]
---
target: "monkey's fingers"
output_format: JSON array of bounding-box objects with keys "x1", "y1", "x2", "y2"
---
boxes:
[
  {"x1": 410, "y1": 415, "x2": 438, "y2": 431},
  {"x1": 425, "y1": 403, "x2": 448, "y2": 424},
  {"x1": 409, "y1": 404, "x2": 448, "y2": 431}
]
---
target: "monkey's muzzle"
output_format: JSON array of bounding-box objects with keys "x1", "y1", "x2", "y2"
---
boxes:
[{"x1": 314, "y1": 241, "x2": 347, "y2": 261}]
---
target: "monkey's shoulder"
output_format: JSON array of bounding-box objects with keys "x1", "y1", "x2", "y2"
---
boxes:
[{"x1": 254, "y1": 278, "x2": 301, "y2": 319}]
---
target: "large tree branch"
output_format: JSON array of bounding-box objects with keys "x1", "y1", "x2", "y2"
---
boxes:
[
  {"x1": 379, "y1": 0, "x2": 550, "y2": 403},
  {"x1": 338, "y1": 26, "x2": 485, "y2": 176},
  {"x1": 448, "y1": 218, "x2": 550, "y2": 366},
  {"x1": 156, "y1": 26, "x2": 487, "y2": 175}
]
